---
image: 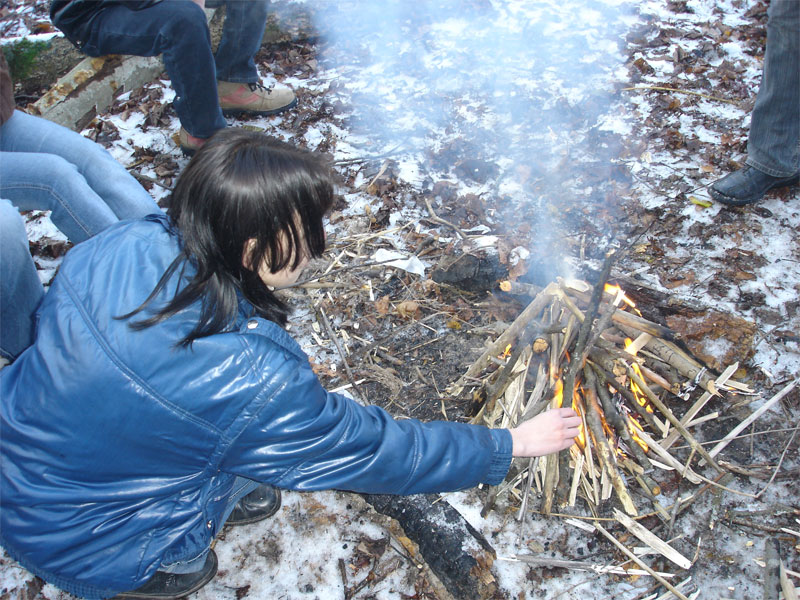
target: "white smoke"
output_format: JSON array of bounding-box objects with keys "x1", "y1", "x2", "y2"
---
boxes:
[{"x1": 297, "y1": 0, "x2": 638, "y2": 280}]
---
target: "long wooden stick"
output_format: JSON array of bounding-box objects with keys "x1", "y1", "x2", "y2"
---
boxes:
[
  {"x1": 636, "y1": 429, "x2": 702, "y2": 484},
  {"x1": 588, "y1": 359, "x2": 662, "y2": 434},
  {"x1": 621, "y1": 361, "x2": 724, "y2": 473},
  {"x1": 448, "y1": 282, "x2": 558, "y2": 396},
  {"x1": 505, "y1": 554, "x2": 677, "y2": 577},
  {"x1": 593, "y1": 366, "x2": 652, "y2": 471},
  {"x1": 661, "y1": 363, "x2": 739, "y2": 449},
  {"x1": 593, "y1": 521, "x2": 689, "y2": 600},
  {"x1": 705, "y1": 378, "x2": 799, "y2": 462},
  {"x1": 583, "y1": 372, "x2": 638, "y2": 516},
  {"x1": 613, "y1": 509, "x2": 692, "y2": 569},
  {"x1": 542, "y1": 388, "x2": 562, "y2": 514},
  {"x1": 568, "y1": 287, "x2": 679, "y2": 342}
]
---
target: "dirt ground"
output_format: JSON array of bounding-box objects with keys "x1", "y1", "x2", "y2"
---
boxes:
[{"x1": 1, "y1": 0, "x2": 798, "y2": 599}]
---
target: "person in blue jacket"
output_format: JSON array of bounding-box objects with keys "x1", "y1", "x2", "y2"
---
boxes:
[{"x1": 0, "y1": 129, "x2": 581, "y2": 599}]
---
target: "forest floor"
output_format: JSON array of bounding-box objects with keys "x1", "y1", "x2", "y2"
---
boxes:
[{"x1": 1, "y1": 0, "x2": 798, "y2": 599}]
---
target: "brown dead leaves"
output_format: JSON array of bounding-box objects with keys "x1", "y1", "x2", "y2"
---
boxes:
[{"x1": 666, "y1": 309, "x2": 757, "y2": 371}]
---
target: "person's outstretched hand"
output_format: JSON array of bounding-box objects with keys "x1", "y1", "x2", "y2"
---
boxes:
[{"x1": 508, "y1": 408, "x2": 582, "y2": 457}]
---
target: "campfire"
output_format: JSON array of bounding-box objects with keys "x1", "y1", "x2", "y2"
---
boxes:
[{"x1": 447, "y1": 253, "x2": 755, "y2": 525}]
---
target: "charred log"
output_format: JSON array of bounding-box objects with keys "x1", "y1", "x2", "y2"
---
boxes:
[{"x1": 362, "y1": 493, "x2": 500, "y2": 600}]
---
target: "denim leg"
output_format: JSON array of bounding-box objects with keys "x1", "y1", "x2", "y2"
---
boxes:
[
  {"x1": 746, "y1": 0, "x2": 800, "y2": 178},
  {"x1": 82, "y1": 0, "x2": 227, "y2": 138},
  {"x1": 0, "y1": 151, "x2": 117, "y2": 242},
  {"x1": 210, "y1": 0, "x2": 269, "y2": 83},
  {"x1": 0, "y1": 111, "x2": 160, "y2": 223},
  {"x1": 0, "y1": 199, "x2": 44, "y2": 361},
  {"x1": 159, "y1": 477, "x2": 260, "y2": 574}
]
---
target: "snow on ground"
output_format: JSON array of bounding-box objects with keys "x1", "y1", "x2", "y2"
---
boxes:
[{"x1": 1, "y1": 0, "x2": 798, "y2": 598}]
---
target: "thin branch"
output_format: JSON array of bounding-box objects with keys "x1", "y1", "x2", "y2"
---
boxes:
[
  {"x1": 130, "y1": 171, "x2": 174, "y2": 191},
  {"x1": 423, "y1": 197, "x2": 468, "y2": 239},
  {"x1": 314, "y1": 303, "x2": 365, "y2": 404},
  {"x1": 622, "y1": 85, "x2": 741, "y2": 105},
  {"x1": 755, "y1": 426, "x2": 799, "y2": 499}
]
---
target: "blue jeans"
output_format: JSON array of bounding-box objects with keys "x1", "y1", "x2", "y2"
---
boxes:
[
  {"x1": 0, "y1": 110, "x2": 160, "y2": 240},
  {"x1": 746, "y1": 0, "x2": 800, "y2": 178},
  {"x1": 0, "y1": 200, "x2": 43, "y2": 361},
  {"x1": 0, "y1": 110, "x2": 161, "y2": 360},
  {"x1": 81, "y1": 0, "x2": 269, "y2": 138},
  {"x1": 160, "y1": 477, "x2": 261, "y2": 574}
]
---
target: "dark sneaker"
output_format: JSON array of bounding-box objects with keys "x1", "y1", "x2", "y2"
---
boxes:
[
  {"x1": 115, "y1": 549, "x2": 217, "y2": 599},
  {"x1": 217, "y1": 81, "x2": 297, "y2": 117},
  {"x1": 710, "y1": 165, "x2": 800, "y2": 206},
  {"x1": 226, "y1": 485, "x2": 281, "y2": 526}
]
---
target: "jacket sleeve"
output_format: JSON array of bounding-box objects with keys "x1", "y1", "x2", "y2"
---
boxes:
[{"x1": 219, "y1": 340, "x2": 512, "y2": 495}]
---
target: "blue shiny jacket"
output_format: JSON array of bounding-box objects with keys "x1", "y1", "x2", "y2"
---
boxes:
[{"x1": 0, "y1": 216, "x2": 512, "y2": 599}]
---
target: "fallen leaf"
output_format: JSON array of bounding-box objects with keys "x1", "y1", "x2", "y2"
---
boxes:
[
  {"x1": 396, "y1": 300, "x2": 420, "y2": 319},
  {"x1": 374, "y1": 295, "x2": 390, "y2": 315},
  {"x1": 690, "y1": 196, "x2": 713, "y2": 208}
]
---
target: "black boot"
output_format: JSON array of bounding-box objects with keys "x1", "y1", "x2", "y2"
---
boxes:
[
  {"x1": 115, "y1": 549, "x2": 217, "y2": 599},
  {"x1": 226, "y1": 484, "x2": 281, "y2": 526},
  {"x1": 710, "y1": 165, "x2": 799, "y2": 206}
]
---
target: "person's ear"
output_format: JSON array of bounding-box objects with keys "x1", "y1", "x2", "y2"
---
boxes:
[{"x1": 242, "y1": 238, "x2": 258, "y2": 271}]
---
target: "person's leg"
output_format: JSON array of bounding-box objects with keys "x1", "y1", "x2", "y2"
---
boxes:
[
  {"x1": 710, "y1": 0, "x2": 799, "y2": 206},
  {"x1": 82, "y1": 0, "x2": 227, "y2": 138},
  {"x1": 158, "y1": 477, "x2": 262, "y2": 575},
  {"x1": 0, "y1": 150, "x2": 117, "y2": 242},
  {"x1": 207, "y1": 0, "x2": 296, "y2": 116},
  {"x1": 0, "y1": 111, "x2": 160, "y2": 221},
  {"x1": 0, "y1": 199, "x2": 44, "y2": 361},
  {"x1": 746, "y1": 0, "x2": 800, "y2": 178},
  {"x1": 210, "y1": 0, "x2": 269, "y2": 83}
]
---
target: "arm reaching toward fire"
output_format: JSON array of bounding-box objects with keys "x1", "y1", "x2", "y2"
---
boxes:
[{"x1": 508, "y1": 408, "x2": 581, "y2": 457}]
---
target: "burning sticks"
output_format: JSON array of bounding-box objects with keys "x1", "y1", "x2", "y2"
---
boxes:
[{"x1": 447, "y1": 275, "x2": 754, "y2": 522}]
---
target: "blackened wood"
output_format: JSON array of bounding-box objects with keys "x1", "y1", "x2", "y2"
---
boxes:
[
  {"x1": 588, "y1": 360, "x2": 661, "y2": 434},
  {"x1": 591, "y1": 366, "x2": 652, "y2": 471},
  {"x1": 582, "y1": 367, "x2": 637, "y2": 515},
  {"x1": 362, "y1": 493, "x2": 498, "y2": 600},
  {"x1": 763, "y1": 538, "x2": 781, "y2": 600},
  {"x1": 562, "y1": 250, "x2": 616, "y2": 412}
]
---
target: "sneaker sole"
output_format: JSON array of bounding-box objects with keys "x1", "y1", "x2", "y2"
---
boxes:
[{"x1": 221, "y1": 97, "x2": 298, "y2": 118}]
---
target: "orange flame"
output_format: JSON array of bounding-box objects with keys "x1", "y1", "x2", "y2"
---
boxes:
[
  {"x1": 623, "y1": 338, "x2": 654, "y2": 414},
  {"x1": 554, "y1": 379, "x2": 586, "y2": 448},
  {"x1": 553, "y1": 378, "x2": 564, "y2": 408},
  {"x1": 630, "y1": 364, "x2": 654, "y2": 413},
  {"x1": 626, "y1": 414, "x2": 649, "y2": 452},
  {"x1": 604, "y1": 283, "x2": 636, "y2": 309}
]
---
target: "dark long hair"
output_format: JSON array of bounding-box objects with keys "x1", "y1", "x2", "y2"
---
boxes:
[{"x1": 122, "y1": 129, "x2": 333, "y2": 345}]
